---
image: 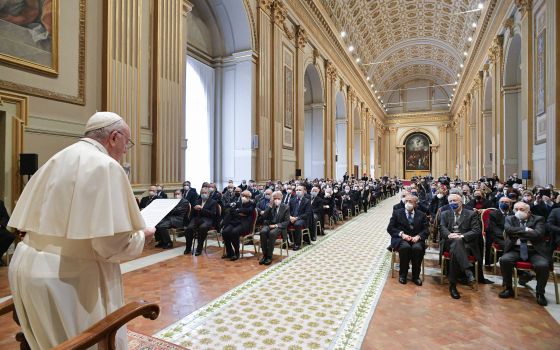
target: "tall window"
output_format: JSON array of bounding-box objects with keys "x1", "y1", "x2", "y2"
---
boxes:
[{"x1": 185, "y1": 56, "x2": 214, "y2": 189}]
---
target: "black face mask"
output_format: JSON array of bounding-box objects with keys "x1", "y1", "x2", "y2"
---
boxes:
[
  {"x1": 235, "y1": 193, "x2": 241, "y2": 197},
  {"x1": 475, "y1": 195, "x2": 482, "y2": 200}
]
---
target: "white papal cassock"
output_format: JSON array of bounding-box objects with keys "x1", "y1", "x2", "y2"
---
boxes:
[{"x1": 8, "y1": 137, "x2": 146, "y2": 350}]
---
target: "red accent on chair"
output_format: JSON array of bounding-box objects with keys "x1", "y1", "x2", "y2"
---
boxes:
[
  {"x1": 480, "y1": 208, "x2": 496, "y2": 238},
  {"x1": 515, "y1": 261, "x2": 533, "y2": 269},
  {"x1": 442, "y1": 251, "x2": 477, "y2": 263}
]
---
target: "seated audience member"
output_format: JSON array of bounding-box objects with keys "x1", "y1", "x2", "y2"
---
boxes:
[
  {"x1": 440, "y1": 194, "x2": 482, "y2": 300},
  {"x1": 485, "y1": 196, "x2": 513, "y2": 264},
  {"x1": 257, "y1": 189, "x2": 273, "y2": 225},
  {"x1": 323, "y1": 188, "x2": 336, "y2": 224},
  {"x1": 222, "y1": 183, "x2": 236, "y2": 207},
  {"x1": 520, "y1": 190, "x2": 546, "y2": 219},
  {"x1": 341, "y1": 185, "x2": 354, "y2": 219},
  {"x1": 466, "y1": 189, "x2": 493, "y2": 212},
  {"x1": 239, "y1": 180, "x2": 248, "y2": 191},
  {"x1": 155, "y1": 189, "x2": 190, "y2": 249},
  {"x1": 155, "y1": 184, "x2": 167, "y2": 198},
  {"x1": 222, "y1": 179, "x2": 234, "y2": 193},
  {"x1": 0, "y1": 200, "x2": 16, "y2": 265},
  {"x1": 283, "y1": 185, "x2": 295, "y2": 205},
  {"x1": 208, "y1": 183, "x2": 222, "y2": 206},
  {"x1": 309, "y1": 186, "x2": 323, "y2": 240},
  {"x1": 387, "y1": 195, "x2": 429, "y2": 286},
  {"x1": 429, "y1": 188, "x2": 448, "y2": 218},
  {"x1": 139, "y1": 185, "x2": 159, "y2": 209},
  {"x1": 259, "y1": 191, "x2": 291, "y2": 265},
  {"x1": 546, "y1": 207, "x2": 560, "y2": 250},
  {"x1": 184, "y1": 187, "x2": 217, "y2": 256},
  {"x1": 506, "y1": 173, "x2": 523, "y2": 187},
  {"x1": 221, "y1": 190, "x2": 256, "y2": 261},
  {"x1": 289, "y1": 185, "x2": 311, "y2": 250},
  {"x1": 181, "y1": 180, "x2": 198, "y2": 206},
  {"x1": 393, "y1": 190, "x2": 409, "y2": 212},
  {"x1": 499, "y1": 202, "x2": 549, "y2": 306}
]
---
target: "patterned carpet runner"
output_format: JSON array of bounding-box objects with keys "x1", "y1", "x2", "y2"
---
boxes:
[{"x1": 155, "y1": 196, "x2": 399, "y2": 350}]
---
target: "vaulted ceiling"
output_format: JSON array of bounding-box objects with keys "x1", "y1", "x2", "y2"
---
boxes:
[{"x1": 320, "y1": 0, "x2": 484, "y2": 112}]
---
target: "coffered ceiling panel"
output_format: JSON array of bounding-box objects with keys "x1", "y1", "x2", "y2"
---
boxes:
[{"x1": 321, "y1": 0, "x2": 482, "y2": 98}]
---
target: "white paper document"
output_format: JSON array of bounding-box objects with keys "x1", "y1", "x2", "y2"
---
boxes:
[{"x1": 140, "y1": 198, "x2": 181, "y2": 228}]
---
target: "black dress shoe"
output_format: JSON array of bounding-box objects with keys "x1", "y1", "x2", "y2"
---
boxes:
[
  {"x1": 536, "y1": 293, "x2": 548, "y2": 306},
  {"x1": 259, "y1": 258, "x2": 267, "y2": 265},
  {"x1": 155, "y1": 242, "x2": 165, "y2": 248},
  {"x1": 230, "y1": 255, "x2": 239, "y2": 261},
  {"x1": 162, "y1": 243, "x2": 173, "y2": 249},
  {"x1": 194, "y1": 251, "x2": 202, "y2": 256},
  {"x1": 184, "y1": 248, "x2": 192, "y2": 255},
  {"x1": 478, "y1": 278, "x2": 494, "y2": 284},
  {"x1": 398, "y1": 276, "x2": 407, "y2": 284},
  {"x1": 222, "y1": 254, "x2": 230, "y2": 259},
  {"x1": 263, "y1": 259, "x2": 272, "y2": 265},
  {"x1": 499, "y1": 288, "x2": 514, "y2": 299},
  {"x1": 412, "y1": 278, "x2": 422, "y2": 286},
  {"x1": 293, "y1": 245, "x2": 300, "y2": 251},
  {"x1": 449, "y1": 285, "x2": 461, "y2": 299}
]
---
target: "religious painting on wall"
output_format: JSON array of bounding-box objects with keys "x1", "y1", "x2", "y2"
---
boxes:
[
  {"x1": 0, "y1": 0, "x2": 59, "y2": 75},
  {"x1": 283, "y1": 47, "x2": 294, "y2": 149},
  {"x1": 534, "y1": 8, "x2": 546, "y2": 144},
  {"x1": 404, "y1": 132, "x2": 431, "y2": 171}
]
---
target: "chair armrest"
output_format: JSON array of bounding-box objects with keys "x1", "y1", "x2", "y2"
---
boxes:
[
  {"x1": 53, "y1": 301, "x2": 160, "y2": 350},
  {"x1": 0, "y1": 298, "x2": 14, "y2": 317}
]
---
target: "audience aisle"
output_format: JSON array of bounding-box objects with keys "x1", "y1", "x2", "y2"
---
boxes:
[{"x1": 153, "y1": 197, "x2": 398, "y2": 349}]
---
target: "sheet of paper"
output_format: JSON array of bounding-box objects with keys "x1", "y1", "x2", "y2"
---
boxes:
[{"x1": 140, "y1": 198, "x2": 181, "y2": 227}]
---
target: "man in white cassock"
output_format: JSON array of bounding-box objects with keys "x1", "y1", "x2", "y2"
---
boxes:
[{"x1": 8, "y1": 112, "x2": 155, "y2": 349}]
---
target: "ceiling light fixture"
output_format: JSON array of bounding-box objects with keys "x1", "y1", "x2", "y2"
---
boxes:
[
  {"x1": 341, "y1": 31, "x2": 347, "y2": 38},
  {"x1": 348, "y1": 45, "x2": 355, "y2": 52},
  {"x1": 374, "y1": 90, "x2": 378, "y2": 93},
  {"x1": 457, "y1": 73, "x2": 460, "y2": 77},
  {"x1": 460, "y1": 63, "x2": 464, "y2": 68},
  {"x1": 370, "y1": 84, "x2": 374, "y2": 88},
  {"x1": 454, "y1": 81, "x2": 458, "y2": 85},
  {"x1": 472, "y1": 22, "x2": 477, "y2": 28},
  {"x1": 366, "y1": 76, "x2": 370, "y2": 81},
  {"x1": 468, "y1": 36, "x2": 473, "y2": 42},
  {"x1": 478, "y1": 3, "x2": 484, "y2": 10},
  {"x1": 464, "y1": 51, "x2": 468, "y2": 56},
  {"x1": 448, "y1": 103, "x2": 451, "y2": 107},
  {"x1": 356, "y1": 58, "x2": 361, "y2": 63}
]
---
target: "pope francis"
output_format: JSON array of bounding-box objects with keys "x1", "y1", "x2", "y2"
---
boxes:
[{"x1": 8, "y1": 112, "x2": 155, "y2": 349}]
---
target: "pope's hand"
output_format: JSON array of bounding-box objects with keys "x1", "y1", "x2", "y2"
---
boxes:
[{"x1": 143, "y1": 227, "x2": 156, "y2": 241}]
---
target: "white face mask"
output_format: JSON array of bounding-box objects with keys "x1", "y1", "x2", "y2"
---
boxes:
[
  {"x1": 241, "y1": 197, "x2": 249, "y2": 204},
  {"x1": 175, "y1": 194, "x2": 181, "y2": 199},
  {"x1": 405, "y1": 203, "x2": 414, "y2": 211},
  {"x1": 274, "y1": 199, "x2": 282, "y2": 206},
  {"x1": 515, "y1": 211, "x2": 528, "y2": 221},
  {"x1": 149, "y1": 191, "x2": 155, "y2": 196},
  {"x1": 437, "y1": 193, "x2": 444, "y2": 199}
]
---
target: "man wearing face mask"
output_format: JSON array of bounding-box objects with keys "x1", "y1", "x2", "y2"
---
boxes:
[
  {"x1": 499, "y1": 202, "x2": 549, "y2": 306},
  {"x1": 259, "y1": 191, "x2": 291, "y2": 265},
  {"x1": 440, "y1": 194, "x2": 482, "y2": 299},
  {"x1": 239, "y1": 180, "x2": 248, "y2": 191},
  {"x1": 341, "y1": 185, "x2": 355, "y2": 219},
  {"x1": 222, "y1": 182, "x2": 236, "y2": 207},
  {"x1": 289, "y1": 186, "x2": 312, "y2": 250},
  {"x1": 7, "y1": 112, "x2": 155, "y2": 349},
  {"x1": 393, "y1": 190, "x2": 410, "y2": 212},
  {"x1": 184, "y1": 187, "x2": 217, "y2": 256},
  {"x1": 221, "y1": 190, "x2": 256, "y2": 261},
  {"x1": 181, "y1": 180, "x2": 198, "y2": 206},
  {"x1": 521, "y1": 191, "x2": 547, "y2": 219},
  {"x1": 155, "y1": 184, "x2": 167, "y2": 199},
  {"x1": 309, "y1": 186, "x2": 324, "y2": 240},
  {"x1": 222, "y1": 179, "x2": 234, "y2": 194},
  {"x1": 139, "y1": 185, "x2": 159, "y2": 209},
  {"x1": 465, "y1": 190, "x2": 492, "y2": 212},
  {"x1": 257, "y1": 189, "x2": 273, "y2": 225},
  {"x1": 486, "y1": 197, "x2": 513, "y2": 265},
  {"x1": 387, "y1": 195, "x2": 429, "y2": 285},
  {"x1": 155, "y1": 189, "x2": 190, "y2": 249}
]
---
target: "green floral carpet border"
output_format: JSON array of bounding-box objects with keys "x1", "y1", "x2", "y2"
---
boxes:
[{"x1": 155, "y1": 196, "x2": 398, "y2": 350}]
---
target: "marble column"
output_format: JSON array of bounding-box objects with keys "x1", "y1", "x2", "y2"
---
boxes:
[{"x1": 489, "y1": 35, "x2": 505, "y2": 179}]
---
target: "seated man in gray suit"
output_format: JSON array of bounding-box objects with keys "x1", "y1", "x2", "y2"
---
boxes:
[
  {"x1": 440, "y1": 194, "x2": 482, "y2": 300},
  {"x1": 259, "y1": 191, "x2": 290, "y2": 265},
  {"x1": 499, "y1": 202, "x2": 549, "y2": 306}
]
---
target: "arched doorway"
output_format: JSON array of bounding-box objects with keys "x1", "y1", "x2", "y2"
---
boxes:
[
  {"x1": 303, "y1": 64, "x2": 325, "y2": 179},
  {"x1": 185, "y1": 0, "x2": 254, "y2": 189},
  {"x1": 403, "y1": 132, "x2": 431, "y2": 179},
  {"x1": 335, "y1": 92, "x2": 347, "y2": 180},
  {"x1": 503, "y1": 33, "x2": 522, "y2": 177},
  {"x1": 353, "y1": 105, "x2": 361, "y2": 177},
  {"x1": 483, "y1": 75, "x2": 493, "y2": 176}
]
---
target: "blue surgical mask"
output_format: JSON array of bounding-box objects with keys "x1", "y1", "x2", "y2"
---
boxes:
[
  {"x1": 499, "y1": 202, "x2": 510, "y2": 211},
  {"x1": 449, "y1": 203, "x2": 459, "y2": 210},
  {"x1": 201, "y1": 194, "x2": 209, "y2": 200}
]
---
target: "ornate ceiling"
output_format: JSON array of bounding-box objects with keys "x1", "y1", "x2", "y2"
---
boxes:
[{"x1": 320, "y1": 0, "x2": 482, "y2": 103}]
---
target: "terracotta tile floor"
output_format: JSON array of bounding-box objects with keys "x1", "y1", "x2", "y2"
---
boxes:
[{"x1": 1, "y1": 224, "x2": 560, "y2": 349}]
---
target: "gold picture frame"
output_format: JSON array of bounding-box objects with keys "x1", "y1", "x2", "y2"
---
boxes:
[{"x1": 0, "y1": 0, "x2": 59, "y2": 75}]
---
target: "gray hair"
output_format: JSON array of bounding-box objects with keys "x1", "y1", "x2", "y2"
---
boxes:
[
  {"x1": 272, "y1": 190, "x2": 283, "y2": 199},
  {"x1": 85, "y1": 120, "x2": 125, "y2": 141},
  {"x1": 449, "y1": 188, "x2": 462, "y2": 196}
]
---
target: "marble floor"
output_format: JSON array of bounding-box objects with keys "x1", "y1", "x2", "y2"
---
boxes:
[{"x1": 1, "y1": 199, "x2": 560, "y2": 349}]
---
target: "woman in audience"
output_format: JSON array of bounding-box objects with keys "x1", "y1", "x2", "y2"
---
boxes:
[{"x1": 221, "y1": 190, "x2": 256, "y2": 261}]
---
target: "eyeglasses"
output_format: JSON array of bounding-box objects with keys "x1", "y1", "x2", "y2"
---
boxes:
[{"x1": 116, "y1": 131, "x2": 135, "y2": 150}]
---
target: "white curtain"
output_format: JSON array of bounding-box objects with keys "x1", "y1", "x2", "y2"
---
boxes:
[{"x1": 185, "y1": 56, "x2": 215, "y2": 190}]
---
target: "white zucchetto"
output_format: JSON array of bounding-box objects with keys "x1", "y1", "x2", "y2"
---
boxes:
[{"x1": 85, "y1": 112, "x2": 123, "y2": 133}]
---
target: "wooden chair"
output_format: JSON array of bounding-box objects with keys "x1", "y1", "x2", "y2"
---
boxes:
[
  {"x1": 204, "y1": 204, "x2": 222, "y2": 252},
  {"x1": 0, "y1": 299, "x2": 160, "y2": 350},
  {"x1": 513, "y1": 261, "x2": 559, "y2": 304},
  {"x1": 389, "y1": 247, "x2": 425, "y2": 281},
  {"x1": 440, "y1": 251, "x2": 479, "y2": 291},
  {"x1": 480, "y1": 208, "x2": 500, "y2": 273},
  {"x1": 169, "y1": 203, "x2": 191, "y2": 243}
]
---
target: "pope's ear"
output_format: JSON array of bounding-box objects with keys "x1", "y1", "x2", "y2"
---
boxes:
[{"x1": 108, "y1": 130, "x2": 119, "y2": 145}]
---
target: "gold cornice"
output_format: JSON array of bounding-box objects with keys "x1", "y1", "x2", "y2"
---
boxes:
[
  {"x1": 514, "y1": 0, "x2": 533, "y2": 17},
  {"x1": 385, "y1": 114, "x2": 451, "y2": 125},
  {"x1": 504, "y1": 17, "x2": 515, "y2": 38},
  {"x1": 296, "y1": 25, "x2": 307, "y2": 49},
  {"x1": 272, "y1": 0, "x2": 287, "y2": 26}
]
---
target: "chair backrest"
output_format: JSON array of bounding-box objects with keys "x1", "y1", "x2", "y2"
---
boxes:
[
  {"x1": 184, "y1": 203, "x2": 191, "y2": 220},
  {"x1": 249, "y1": 208, "x2": 258, "y2": 234},
  {"x1": 480, "y1": 208, "x2": 496, "y2": 237}
]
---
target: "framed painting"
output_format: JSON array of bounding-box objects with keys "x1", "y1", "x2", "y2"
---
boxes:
[
  {"x1": 404, "y1": 133, "x2": 431, "y2": 171},
  {"x1": 0, "y1": 0, "x2": 59, "y2": 75}
]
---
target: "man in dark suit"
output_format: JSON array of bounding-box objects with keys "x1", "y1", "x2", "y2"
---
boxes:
[
  {"x1": 259, "y1": 191, "x2": 291, "y2": 265},
  {"x1": 486, "y1": 196, "x2": 513, "y2": 264},
  {"x1": 181, "y1": 180, "x2": 199, "y2": 206},
  {"x1": 506, "y1": 173, "x2": 522, "y2": 187},
  {"x1": 309, "y1": 186, "x2": 323, "y2": 240},
  {"x1": 341, "y1": 185, "x2": 354, "y2": 219},
  {"x1": 0, "y1": 200, "x2": 15, "y2": 266},
  {"x1": 155, "y1": 189, "x2": 190, "y2": 249},
  {"x1": 155, "y1": 184, "x2": 167, "y2": 199},
  {"x1": 465, "y1": 189, "x2": 493, "y2": 212},
  {"x1": 392, "y1": 190, "x2": 409, "y2": 212},
  {"x1": 289, "y1": 185, "x2": 312, "y2": 250},
  {"x1": 440, "y1": 194, "x2": 482, "y2": 299},
  {"x1": 546, "y1": 207, "x2": 560, "y2": 249},
  {"x1": 139, "y1": 185, "x2": 159, "y2": 209},
  {"x1": 282, "y1": 185, "x2": 295, "y2": 206},
  {"x1": 387, "y1": 195, "x2": 429, "y2": 286},
  {"x1": 221, "y1": 190, "x2": 256, "y2": 261},
  {"x1": 499, "y1": 202, "x2": 549, "y2": 305},
  {"x1": 184, "y1": 187, "x2": 217, "y2": 256}
]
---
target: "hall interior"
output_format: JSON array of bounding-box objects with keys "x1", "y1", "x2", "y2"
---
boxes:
[{"x1": 0, "y1": 0, "x2": 560, "y2": 349}]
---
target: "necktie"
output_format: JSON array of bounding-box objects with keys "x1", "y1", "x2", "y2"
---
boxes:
[
  {"x1": 296, "y1": 199, "x2": 300, "y2": 213},
  {"x1": 520, "y1": 220, "x2": 529, "y2": 261},
  {"x1": 273, "y1": 207, "x2": 278, "y2": 221},
  {"x1": 407, "y1": 212, "x2": 413, "y2": 225}
]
